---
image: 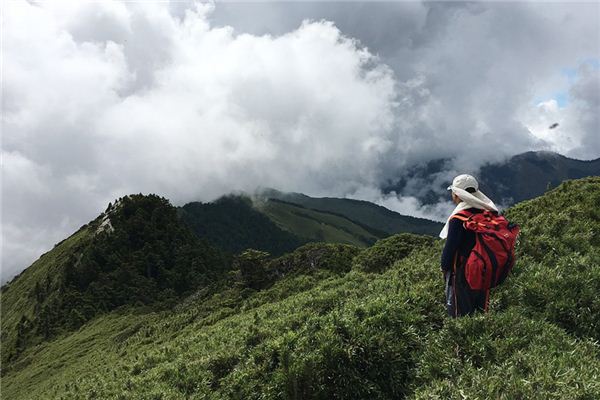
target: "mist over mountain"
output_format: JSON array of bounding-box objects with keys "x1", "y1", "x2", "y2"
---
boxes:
[
  {"x1": 177, "y1": 192, "x2": 442, "y2": 257},
  {"x1": 255, "y1": 189, "x2": 442, "y2": 237},
  {"x1": 384, "y1": 151, "x2": 600, "y2": 207}
]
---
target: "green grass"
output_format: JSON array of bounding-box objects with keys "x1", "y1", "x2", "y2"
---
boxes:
[
  {"x1": 2, "y1": 177, "x2": 600, "y2": 399},
  {"x1": 2, "y1": 247, "x2": 443, "y2": 399},
  {"x1": 1, "y1": 223, "x2": 94, "y2": 364},
  {"x1": 257, "y1": 199, "x2": 380, "y2": 247},
  {"x1": 258, "y1": 189, "x2": 443, "y2": 236},
  {"x1": 1, "y1": 312, "x2": 149, "y2": 399}
]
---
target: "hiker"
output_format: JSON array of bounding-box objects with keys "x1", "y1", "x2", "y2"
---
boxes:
[{"x1": 439, "y1": 174, "x2": 499, "y2": 317}]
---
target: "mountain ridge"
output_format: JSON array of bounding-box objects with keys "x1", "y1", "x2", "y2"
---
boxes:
[
  {"x1": 2, "y1": 177, "x2": 599, "y2": 398},
  {"x1": 1, "y1": 194, "x2": 231, "y2": 365},
  {"x1": 255, "y1": 188, "x2": 443, "y2": 236},
  {"x1": 383, "y1": 150, "x2": 600, "y2": 206},
  {"x1": 177, "y1": 192, "x2": 443, "y2": 257}
]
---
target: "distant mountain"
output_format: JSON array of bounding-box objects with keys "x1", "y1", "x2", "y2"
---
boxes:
[
  {"x1": 179, "y1": 192, "x2": 443, "y2": 256},
  {"x1": 256, "y1": 189, "x2": 443, "y2": 236},
  {"x1": 178, "y1": 196, "x2": 307, "y2": 256},
  {"x1": 384, "y1": 151, "x2": 600, "y2": 206},
  {"x1": 179, "y1": 195, "x2": 387, "y2": 252},
  {"x1": 478, "y1": 151, "x2": 600, "y2": 204},
  {"x1": 255, "y1": 198, "x2": 383, "y2": 247}
]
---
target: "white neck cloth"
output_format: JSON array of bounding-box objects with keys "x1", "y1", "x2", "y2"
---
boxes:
[{"x1": 439, "y1": 187, "x2": 498, "y2": 239}]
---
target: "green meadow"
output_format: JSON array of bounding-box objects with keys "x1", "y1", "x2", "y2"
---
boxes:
[{"x1": 2, "y1": 177, "x2": 599, "y2": 399}]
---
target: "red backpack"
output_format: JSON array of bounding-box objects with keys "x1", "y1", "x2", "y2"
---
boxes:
[{"x1": 451, "y1": 210, "x2": 520, "y2": 290}]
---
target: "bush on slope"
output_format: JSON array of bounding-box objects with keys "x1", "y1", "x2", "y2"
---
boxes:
[
  {"x1": 498, "y1": 177, "x2": 600, "y2": 340},
  {"x1": 411, "y1": 310, "x2": 600, "y2": 400},
  {"x1": 34, "y1": 248, "x2": 444, "y2": 400},
  {"x1": 352, "y1": 233, "x2": 435, "y2": 273},
  {"x1": 3, "y1": 178, "x2": 600, "y2": 399}
]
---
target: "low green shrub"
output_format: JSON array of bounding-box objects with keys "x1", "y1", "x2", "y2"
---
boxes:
[
  {"x1": 267, "y1": 242, "x2": 361, "y2": 277},
  {"x1": 4, "y1": 178, "x2": 600, "y2": 400},
  {"x1": 352, "y1": 233, "x2": 436, "y2": 273},
  {"x1": 496, "y1": 248, "x2": 600, "y2": 340},
  {"x1": 501, "y1": 177, "x2": 600, "y2": 340},
  {"x1": 411, "y1": 310, "x2": 600, "y2": 399},
  {"x1": 233, "y1": 250, "x2": 272, "y2": 290}
]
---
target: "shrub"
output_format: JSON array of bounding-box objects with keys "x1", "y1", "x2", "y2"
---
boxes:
[
  {"x1": 499, "y1": 177, "x2": 600, "y2": 340},
  {"x1": 233, "y1": 250, "x2": 272, "y2": 290},
  {"x1": 352, "y1": 233, "x2": 435, "y2": 273},
  {"x1": 495, "y1": 248, "x2": 600, "y2": 340},
  {"x1": 267, "y1": 242, "x2": 361, "y2": 278},
  {"x1": 410, "y1": 310, "x2": 600, "y2": 399}
]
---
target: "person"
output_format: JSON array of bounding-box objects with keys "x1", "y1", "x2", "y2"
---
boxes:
[{"x1": 440, "y1": 174, "x2": 498, "y2": 317}]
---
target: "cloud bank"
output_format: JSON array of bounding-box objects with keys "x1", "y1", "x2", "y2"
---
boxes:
[
  {"x1": 3, "y1": 1, "x2": 398, "y2": 281},
  {"x1": 2, "y1": 1, "x2": 599, "y2": 282}
]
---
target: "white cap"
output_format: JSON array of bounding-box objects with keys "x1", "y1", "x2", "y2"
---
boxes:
[
  {"x1": 440, "y1": 173, "x2": 498, "y2": 238},
  {"x1": 447, "y1": 174, "x2": 479, "y2": 192}
]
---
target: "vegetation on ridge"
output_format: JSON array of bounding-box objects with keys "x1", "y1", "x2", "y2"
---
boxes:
[
  {"x1": 256, "y1": 198, "x2": 381, "y2": 247},
  {"x1": 1, "y1": 177, "x2": 599, "y2": 399},
  {"x1": 1, "y1": 194, "x2": 230, "y2": 365},
  {"x1": 259, "y1": 189, "x2": 444, "y2": 237},
  {"x1": 178, "y1": 196, "x2": 307, "y2": 256}
]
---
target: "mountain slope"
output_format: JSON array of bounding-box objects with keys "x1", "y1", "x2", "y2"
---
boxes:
[
  {"x1": 255, "y1": 198, "x2": 382, "y2": 247},
  {"x1": 2, "y1": 178, "x2": 600, "y2": 399},
  {"x1": 479, "y1": 151, "x2": 600, "y2": 204},
  {"x1": 178, "y1": 195, "x2": 307, "y2": 256},
  {"x1": 0, "y1": 223, "x2": 92, "y2": 364},
  {"x1": 384, "y1": 151, "x2": 600, "y2": 206},
  {"x1": 257, "y1": 189, "x2": 443, "y2": 236},
  {"x1": 1, "y1": 194, "x2": 230, "y2": 366}
]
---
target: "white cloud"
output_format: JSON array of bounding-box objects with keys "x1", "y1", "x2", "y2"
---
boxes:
[
  {"x1": 2, "y1": 1, "x2": 397, "y2": 281},
  {"x1": 521, "y1": 63, "x2": 600, "y2": 160},
  {"x1": 2, "y1": 1, "x2": 599, "y2": 282},
  {"x1": 346, "y1": 185, "x2": 453, "y2": 223}
]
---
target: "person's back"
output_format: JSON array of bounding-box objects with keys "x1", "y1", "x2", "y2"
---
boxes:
[
  {"x1": 440, "y1": 174, "x2": 498, "y2": 317},
  {"x1": 442, "y1": 207, "x2": 489, "y2": 317}
]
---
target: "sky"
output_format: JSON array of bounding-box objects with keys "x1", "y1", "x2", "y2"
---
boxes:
[{"x1": 2, "y1": 0, "x2": 599, "y2": 282}]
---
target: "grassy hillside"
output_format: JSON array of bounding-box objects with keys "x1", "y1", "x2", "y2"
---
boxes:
[
  {"x1": 0, "y1": 223, "x2": 92, "y2": 365},
  {"x1": 256, "y1": 198, "x2": 381, "y2": 247},
  {"x1": 2, "y1": 177, "x2": 600, "y2": 399},
  {"x1": 178, "y1": 196, "x2": 307, "y2": 256},
  {"x1": 1, "y1": 194, "x2": 230, "y2": 367},
  {"x1": 258, "y1": 189, "x2": 443, "y2": 236}
]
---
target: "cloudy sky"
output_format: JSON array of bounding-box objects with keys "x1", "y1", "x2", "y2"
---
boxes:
[{"x1": 2, "y1": 1, "x2": 599, "y2": 282}]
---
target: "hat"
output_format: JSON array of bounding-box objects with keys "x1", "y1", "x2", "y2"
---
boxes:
[
  {"x1": 447, "y1": 174, "x2": 479, "y2": 192},
  {"x1": 439, "y1": 174, "x2": 498, "y2": 239}
]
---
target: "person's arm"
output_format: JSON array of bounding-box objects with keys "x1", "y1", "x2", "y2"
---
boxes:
[{"x1": 441, "y1": 218, "x2": 464, "y2": 272}]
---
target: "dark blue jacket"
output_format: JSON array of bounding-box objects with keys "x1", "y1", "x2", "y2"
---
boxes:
[{"x1": 441, "y1": 208, "x2": 484, "y2": 272}]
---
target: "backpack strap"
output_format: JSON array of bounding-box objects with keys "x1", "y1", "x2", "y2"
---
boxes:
[{"x1": 450, "y1": 210, "x2": 473, "y2": 222}]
